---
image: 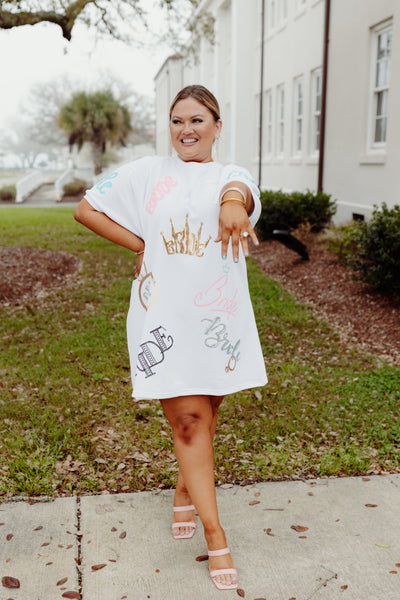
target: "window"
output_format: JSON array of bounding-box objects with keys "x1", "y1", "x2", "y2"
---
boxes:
[
  {"x1": 277, "y1": 84, "x2": 285, "y2": 156},
  {"x1": 293, "y1": 77, "x2": 304, "y2": 155},
  {"x1": 264, "y1": 90, "x2": 273, "y2": 156},
  {"x1": 310, "y1": 68, "x2": 322, "y2": 154},
  {"x1": 279, "y1": 0, "x2": 288, "y2": 22},
  {"x1": 369, "y1": 23, "x2": 392, "y2": 149},
  {"x1": 266, "y1": 0, "x2": 287, "y2": 33}
]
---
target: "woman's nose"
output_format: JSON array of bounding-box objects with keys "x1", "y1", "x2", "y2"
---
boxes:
[{"x1": 182, "y1": 122, "x2": 194, "y2": 133}]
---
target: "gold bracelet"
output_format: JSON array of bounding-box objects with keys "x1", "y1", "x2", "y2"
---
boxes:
[
  {"x1": 219, "y1": 186, "x2": 247, "y2": 205},
  {"x1": 220, "y1": 197, "x2": 247, "y2": 207}
]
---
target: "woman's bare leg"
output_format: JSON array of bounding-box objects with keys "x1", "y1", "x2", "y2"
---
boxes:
[
  {"x1": 161, "y1": 395, "x2": 235, "y2": 586},
  {"x1": 173, "y1": 396, "x2": 223, "y2": 536}
]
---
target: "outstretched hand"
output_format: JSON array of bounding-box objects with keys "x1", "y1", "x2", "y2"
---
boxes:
[{"x1": 215, "y1": 201, "x2": 259, "y2": 262}]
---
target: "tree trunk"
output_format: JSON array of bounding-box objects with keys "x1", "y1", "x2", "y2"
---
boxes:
[{"x1": 92, "y1": 141, "x2": 103, "y2": 176}]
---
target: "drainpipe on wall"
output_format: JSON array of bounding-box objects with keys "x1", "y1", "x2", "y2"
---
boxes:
[
  {"x1": 258, "y1": 0, "x2": 265, "y2": 188},
  {"x1": 318, "y1": 0, "x2": 331, "y2": 192}
]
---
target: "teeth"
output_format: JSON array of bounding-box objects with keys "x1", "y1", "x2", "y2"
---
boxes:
[{"x1": 182, "y1": 138, "x2": 197, "y2": 144}]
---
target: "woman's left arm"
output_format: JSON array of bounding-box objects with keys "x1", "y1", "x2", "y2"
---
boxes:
[{"x1": 216, "y1": 181, "x2": 259, "y2": 262}]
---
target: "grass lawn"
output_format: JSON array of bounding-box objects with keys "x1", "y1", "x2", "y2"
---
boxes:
[{"x1": 0, "y1": 207, "x2": 399, "y2": 497}]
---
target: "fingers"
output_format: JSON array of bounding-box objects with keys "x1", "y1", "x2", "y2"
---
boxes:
[{"x1": 240, "y1": 233, "x2": 249, "y2": 258}]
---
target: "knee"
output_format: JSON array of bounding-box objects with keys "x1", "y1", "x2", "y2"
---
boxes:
[{"x1": 174, "y1": 412, "x2": 203, "y2": 445}]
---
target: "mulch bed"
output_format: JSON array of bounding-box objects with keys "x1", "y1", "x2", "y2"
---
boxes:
[
  {"x1": 0, "y1": 246, "x2": 80, "y2": 306},
  {"x1": 251, "y1": 238, "x2": 400, "y2": 366}
]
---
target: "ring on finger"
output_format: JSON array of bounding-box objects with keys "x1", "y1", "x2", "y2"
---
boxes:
[{"x1": 240, "y1": 231, "x2": 249, "y2": 238}]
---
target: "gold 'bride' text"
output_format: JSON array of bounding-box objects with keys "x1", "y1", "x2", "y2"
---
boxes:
[{"x1": 160, "y1": 214, "x2": 211, "y2": 257}]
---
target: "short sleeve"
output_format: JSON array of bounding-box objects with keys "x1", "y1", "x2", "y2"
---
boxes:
[
  {"x1": 219, "y1": 164, "x2": 261, "y2": 228},
  {"x1": 84, "y1": 157, "x2": 154, "y2": 240}
]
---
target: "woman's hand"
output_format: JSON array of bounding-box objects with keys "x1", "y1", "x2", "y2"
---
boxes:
[{"x1": 215, "y1": 200, "x2": 259, "y2": 262}]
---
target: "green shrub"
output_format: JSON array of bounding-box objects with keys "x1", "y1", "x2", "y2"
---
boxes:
[
  {"x1": 351, "y1": 203, "x2": 400, "y2": 298},
  {"x1": 0, "y1": 185, "x2": 16, "y2": 202},
  {"x1": 325, "y1": 223, "x2": 364, "y2": 266},
  {"x1": 63, "y1": 179, "x2": 88, "y2": 197},
  {"x1": 257, "y1": 189, "x2": 336, "y2": 240}
]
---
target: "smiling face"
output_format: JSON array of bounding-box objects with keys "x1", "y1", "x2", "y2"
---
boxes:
[{"x1": 169, "y1": 97, "x2": 222, "y2": 163}]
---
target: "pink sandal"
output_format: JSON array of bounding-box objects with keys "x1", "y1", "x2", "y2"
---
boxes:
[
  {"x1": 208, "y1": 547, "x2": 238, "y2": 590},
  {"x1": 172, "y1": 505, "x2": 197, "y2": 539}
]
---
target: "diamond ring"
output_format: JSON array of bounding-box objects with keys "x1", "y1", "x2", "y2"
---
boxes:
[{"x1": 240, "y1": 231, "x2": 249, "y2": 238}]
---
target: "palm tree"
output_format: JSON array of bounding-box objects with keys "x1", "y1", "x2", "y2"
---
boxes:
[{"x1": 58, "y1": 90, "x2": 132, "y2": 175}]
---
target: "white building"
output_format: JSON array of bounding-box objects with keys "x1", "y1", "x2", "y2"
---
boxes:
[{"x1": 155, "y1": 0, "x2": 399, "y2": 224}]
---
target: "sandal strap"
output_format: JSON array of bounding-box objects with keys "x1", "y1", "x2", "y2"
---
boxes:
[
  {"x1": 210, "y1": 568, "x2": 237, "y2": 577},
  {"x1": 208, "y1": 547, "x2": 230, "y2": 557},
  {"x1": 172, "y1": 521, "x2": 196, "y2": 529},
  {"x1": 173, "y1": 504, "x2": 195, "y2": 513}
]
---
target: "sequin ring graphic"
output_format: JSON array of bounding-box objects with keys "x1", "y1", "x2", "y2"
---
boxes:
[
  {"x1": 161, "y1": 214, "x2": 211, "y2": 257},
  {"x1": 136, "y1": 326, "x2": 174, "y2": 378},
  {"x1": 136, "y1": 261, "x2": 158, "y2": 312}
]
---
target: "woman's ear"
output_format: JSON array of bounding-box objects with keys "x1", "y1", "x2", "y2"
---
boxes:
[{"x1": 215, "y1": 119, "x2": 222, "y2": 140}]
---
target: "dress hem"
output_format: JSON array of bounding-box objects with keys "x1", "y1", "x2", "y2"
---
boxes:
[{"x1": 131, "y1": 378, "x2": 268, "y2": 402}]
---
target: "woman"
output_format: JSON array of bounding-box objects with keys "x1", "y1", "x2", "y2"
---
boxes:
[{"x1": 74, "y1": 85, "x2": 267, "y2": 591}]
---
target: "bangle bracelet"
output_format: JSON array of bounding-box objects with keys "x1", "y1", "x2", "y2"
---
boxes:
[
  {"x1": 220, "y1": 198, "x2": 247, "y2": 207},
  {"x1": 136, "y1": 250, "x2": 145, "y2": 255},
  {"x1": 219, "y1": 186, "x2": 247, "y2": 206}
]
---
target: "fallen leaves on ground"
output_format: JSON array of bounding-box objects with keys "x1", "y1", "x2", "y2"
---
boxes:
[
  {"x1": 195, "y1": 555, "x2": 209, "y2": 562},
  {"x1": 1, "y1": 576, "x2": 20, "y2": 588},
  {"x1": 264, "y1": 528, "x2": 275, "y2": 536},
  {"x1": 291, "y1": 525, "x2": 309, "y2": 533},
  {"x1": 91, "y1": 564, "x2": 107, "y2": 571}
]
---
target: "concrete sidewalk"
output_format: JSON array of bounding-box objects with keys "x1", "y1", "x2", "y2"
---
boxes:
[{"x1": 1, "y1": 475, "x2": 399, "y2": 600}]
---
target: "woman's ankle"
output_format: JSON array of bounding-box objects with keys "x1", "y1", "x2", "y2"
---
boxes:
[
  {"x1": 174, "y1": 485, "x2": 192, "y2": 506},
  {"x1": 204, "y1": 525, "x2": 227, "y2": 549}
]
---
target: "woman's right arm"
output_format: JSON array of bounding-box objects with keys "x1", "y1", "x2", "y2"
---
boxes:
[{"x1": 74, "y1": 198, "x2": 145, "y2": 254}]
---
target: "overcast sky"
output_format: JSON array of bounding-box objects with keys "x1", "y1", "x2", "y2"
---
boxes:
[{"x1": 0, "y1": 15, "x2": 171, "y2": 129}]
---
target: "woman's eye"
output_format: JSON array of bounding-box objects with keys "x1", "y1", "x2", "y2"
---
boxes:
[
  {"x1": 193, "y1": 119, "x2": 202, "y2": 123},
  {"x1": 172, "y1": 119, "x2": 182, "y2": 125}
]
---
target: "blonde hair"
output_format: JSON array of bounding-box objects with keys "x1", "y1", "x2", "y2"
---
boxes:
[{"x1": 169, "y1": 85, "x2": 221, "y2": 122}]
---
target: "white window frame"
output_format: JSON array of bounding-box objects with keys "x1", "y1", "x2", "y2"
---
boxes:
[
  {"x1": 254, "y1": 93, "x2": 261, "y2": 158},
  {"x1": 266, "y1": 0, "x2": 288, "y2": 34},
  {"x1": 276, "y1": 84, "x2": 285, "y2": 157},
  {"x1": 293, "y1": 76, "x2": 304, "y2": 156},
  {"x1": 310, "y1": 68, "x2": 322, "y2": 156},
  {"x1": 263, "y1": 89, "x2": 273, "y2": 157},
  {"x1": 296, "y1": 0, "x2": 307, "y2": 13},
  {"x1": 279, "y1": 0, "x2": 288, "y2": 23},
  {"x1": 368, "y1": 21, "x2": 392, "y2": 152}
]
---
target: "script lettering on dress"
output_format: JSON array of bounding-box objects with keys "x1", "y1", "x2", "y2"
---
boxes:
[
  {"x1": 194, "y1": 275, "x2": 238, "y2": 318},
  {"x1": 96, "y1": 171, "x2": 119, "y2": 194},
  {"x1": 146, "y1": 176, "x2": 178, "y2": 214},
  {"x1": 201, "y1": 316, "x2": 241, "y2": 369}
]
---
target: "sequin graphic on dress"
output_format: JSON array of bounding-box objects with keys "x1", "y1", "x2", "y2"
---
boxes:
[
  {"x1": 201, "y1": 316, "x2": 241, "y2": 373},
  {"x1": 160, "y1": 214, "x2": 211, "y2": 257},
  {"x1": 136, "y1": 261, "x2": 158, "y2": 312},
  {"x1": 136, "y1": 326, "x2": 174, "y2": 378}
]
